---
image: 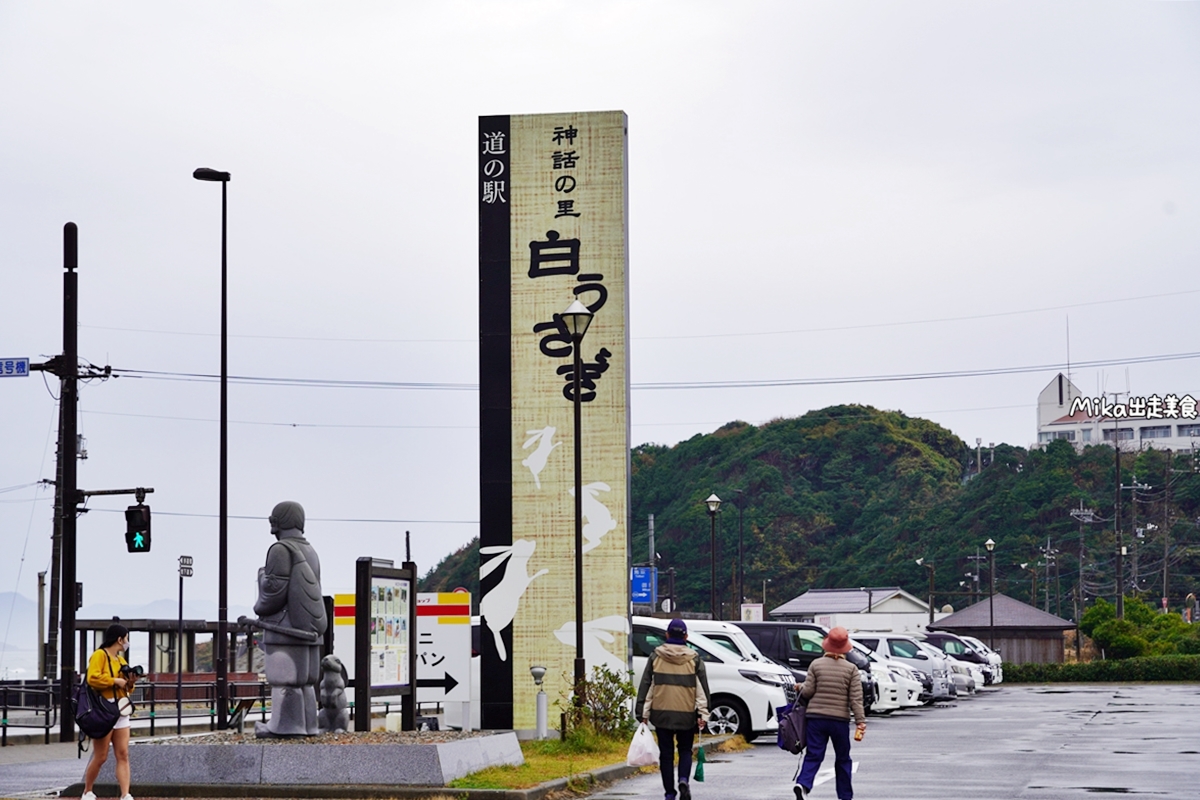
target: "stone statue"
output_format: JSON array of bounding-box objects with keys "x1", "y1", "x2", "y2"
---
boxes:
[
  {"x1": 253, "y1": 501, "x2": 328, "y2": 736},
  {"x1": 317, "y1": 654, "x2": 350, "y2": 733}
]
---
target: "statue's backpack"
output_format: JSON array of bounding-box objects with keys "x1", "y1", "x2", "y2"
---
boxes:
[{"x1": 275, "y1": 537, "x2": 329, "y2": 636}]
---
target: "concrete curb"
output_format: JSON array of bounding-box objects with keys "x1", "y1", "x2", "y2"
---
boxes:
[{"x1": 62, "y1": 734, "x2": 736, "y2": 799}]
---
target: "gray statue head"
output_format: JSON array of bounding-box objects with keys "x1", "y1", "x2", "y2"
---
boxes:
[{"x1": 269, "y1": 501, "x2": 305, "y2": 534}]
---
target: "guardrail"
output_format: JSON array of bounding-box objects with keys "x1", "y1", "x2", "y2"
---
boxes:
[
  {"x1": 133, "y1": 679, "x2": 271, "y2": 736},
  {"x1": 1, "y1": 682, "x2": 59, "y2": 746},
  {"x1": 1, "y1": 679, "x2": 430, "y2": 744}
]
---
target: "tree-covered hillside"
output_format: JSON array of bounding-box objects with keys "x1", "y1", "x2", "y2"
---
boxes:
[{"x1": 421, "y1": 405, "x2": 1200, "y2": 620}]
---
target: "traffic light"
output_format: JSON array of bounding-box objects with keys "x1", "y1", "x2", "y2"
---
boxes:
[{"x1": 125, "y1": 504, "x2": 151, "y2": 552}]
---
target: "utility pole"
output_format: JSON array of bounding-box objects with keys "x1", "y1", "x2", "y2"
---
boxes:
[
  {"x1": 1071, "y1": 503, "x2": 1096, "y2": 624},
  {"x1": 1163, "y1": 450, "x2": 1171, "y2": 611},
  {"x1": 37, "y1": 571, "x2": 46, "y2": 678},
  {"x1": 1114, "y1": 420, "x2": 1125, "y2": 620},
  {"x1": 59, "y1": 223, "x2": 79, "y2": 743},
  {"x1": 1120, "y1": 472, "x2": 1150, "y2": 609},
  {"x1": 648, "y1": 513, "x2": 654, "y2": 566},
  {"x1": 45, "y1": 401, "x2": 64, "y2": 681},
  {"x1": 967, "y1": 549, "x2": 987, "y2": 605}
]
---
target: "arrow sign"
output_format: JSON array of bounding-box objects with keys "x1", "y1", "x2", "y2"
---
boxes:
[
  {"x1": 416, "y1": 673, "x2": 459, "y2": 694},
  {"x1": 416, "y1": 592, "x2": 471, "y2": 703}
]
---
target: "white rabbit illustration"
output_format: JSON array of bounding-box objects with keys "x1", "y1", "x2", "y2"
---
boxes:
[
  {"x1": 480, "y1": 539, "x2": 549, "y2": 661},
  {"x1": 553, "y1": 615, "x2": 630, "y2": 676},
  {"x1": 521, "y1": 426, "x2": 560, "y2": 489},
  {"x1": 568, "y1": 482, "x2": 618, "y2": 553}
]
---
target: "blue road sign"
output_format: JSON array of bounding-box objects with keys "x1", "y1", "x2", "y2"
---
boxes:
[
  {"x1": 631, "y1": 566, "x2": 657, "y2": 605},
  {"x1": 0, "y1": 358, "x2": 30, "y2": 377}
]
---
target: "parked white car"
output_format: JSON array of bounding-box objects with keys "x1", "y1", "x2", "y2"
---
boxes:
[
  {"x1": 915, "y1": 640, "x2": 968, "y2": 696},
  {"x1": 852, "y1": 642, "x2": 923, "y2": 711},
  {"x1": 633, "y1": 616, "x2": 791, "y2": 741},
  {"x1": 960, "y1": 635, "x2": 1004, "y2": 684},
  {"x1": 854, "y1": 633, "x2": 954, "y2": 703},
  {"x1": 684, "y1": 619, "x2": 780, "y2": 666}
]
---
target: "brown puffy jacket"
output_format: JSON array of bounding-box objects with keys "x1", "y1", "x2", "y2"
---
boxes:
[{"x1": 799, "y1": 653, "x2": 865, "y2": 724}]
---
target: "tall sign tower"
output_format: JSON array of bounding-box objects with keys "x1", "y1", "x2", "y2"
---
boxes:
[{"x1": 478, "y1": 111, "x2": 630, "y2": 729}]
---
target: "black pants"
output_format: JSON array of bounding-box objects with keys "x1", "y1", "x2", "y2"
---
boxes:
[{"x1": 656, "y1": 727, "x2": 695, "y2": 796}]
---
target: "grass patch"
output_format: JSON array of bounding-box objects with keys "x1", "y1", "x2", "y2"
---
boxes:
[
  {"x1": 711, "y1": 734, "x2": 753, "y2": 753},
  {"x1": 448, "y1": 735, "x2": 632, "y2": 790}
]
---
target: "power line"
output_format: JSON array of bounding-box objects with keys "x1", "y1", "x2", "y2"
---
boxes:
[
  {"x1": 79, "y1": 287, "x2": 1200, "y2": 344},
  {"x1": 82, "y1": 507, "x2": 478, "y2": 525},
  {"x1": 79, "y1": 403, "x2": 1035, "y2": 432},
  {"x1": 108, "y1": 349, "x2": 1200, "y2": 393}
]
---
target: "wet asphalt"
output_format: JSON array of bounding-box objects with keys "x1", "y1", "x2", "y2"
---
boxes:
[
  {"x1": 1, "y1": 684, "x2": 1197, "y2": 800},
  {"x1": 591, "y1": 683, "x2": 1200, "y2": 800}
]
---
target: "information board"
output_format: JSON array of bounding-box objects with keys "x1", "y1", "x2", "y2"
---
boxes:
[{"x1": 370, "y1": 576, "x2": 411, "y2": 687}]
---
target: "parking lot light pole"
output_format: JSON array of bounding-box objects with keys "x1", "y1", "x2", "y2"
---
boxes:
[
  {"x1": 985, "y1": 538, "x2": 996, "y2": 650},
  {"x1": 705, "y1": 494, "x2": 722, "y2": 619},
  {"x1": 193, "y1": 166, "x2": 231, "y2": 728},
  {"x1": 562, "y1": 299, "x2": 593, "y2": 705},
  {"x1": 917, "y1": 558, "x2": 935, "y2": 625}
]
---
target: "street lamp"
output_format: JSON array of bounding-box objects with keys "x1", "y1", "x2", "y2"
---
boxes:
[
  {"x1": 562, "y1": 298, "x2": 593, "y2": 705},
  {"x1": 193, "y1": 166, "x2": 231, "y2": 728},
  {"x1": 916, "y1": 558, "x2": 935, "y2": 625},
  {"x1": 705, "y1": 494, "x2": 722, "y2": 619},
  {"x1": 985, "y1": 538, "x2": 996, "y2": 650}
]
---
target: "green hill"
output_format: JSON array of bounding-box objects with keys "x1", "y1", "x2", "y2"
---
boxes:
[{"x1": 420, "y1": 405, "x2": 1200, "y2": 619}]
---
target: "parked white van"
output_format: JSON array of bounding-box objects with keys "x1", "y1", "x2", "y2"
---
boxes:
[{"x1": 632, "y1": 616, "x2": 791, "y2": 741}]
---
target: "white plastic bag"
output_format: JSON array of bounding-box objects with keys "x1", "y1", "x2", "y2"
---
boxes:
[{"x1": 626, "y1": 722, "x2": 660, "y2": 767}]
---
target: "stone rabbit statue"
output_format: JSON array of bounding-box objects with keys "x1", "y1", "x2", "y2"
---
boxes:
[{"x1": 317, "y1": 654, "x2": 350, "y2": 733}]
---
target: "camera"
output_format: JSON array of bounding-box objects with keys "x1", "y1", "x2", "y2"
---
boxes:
[{"x1": 120, "y1": 664, "x2": 145, "y2": 678}]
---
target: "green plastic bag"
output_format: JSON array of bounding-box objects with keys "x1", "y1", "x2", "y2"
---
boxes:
[{"x1": 693, "y1": 732, "x2": 706, "y2": 782}]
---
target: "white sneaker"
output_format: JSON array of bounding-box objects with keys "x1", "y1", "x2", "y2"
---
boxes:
[
  {"x1": 120, "y1": 794, "x2": 134, "y2": 800},
  {"x1": 81, "y1": 792, "x2": 96, "y2": 800}
]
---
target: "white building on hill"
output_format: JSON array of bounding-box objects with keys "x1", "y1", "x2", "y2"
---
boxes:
[{"x1": 1036, "y1": 373, "x2": 1200, "y2": 452}]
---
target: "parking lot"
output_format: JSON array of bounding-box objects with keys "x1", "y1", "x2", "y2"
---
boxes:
[{"x1": 592, "y1": 684, "x2": 1200, "y2": 800}]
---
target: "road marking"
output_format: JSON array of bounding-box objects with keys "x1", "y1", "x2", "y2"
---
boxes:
[{"x1": 811, "y1": 760, "x2": 859, "y2": 787}]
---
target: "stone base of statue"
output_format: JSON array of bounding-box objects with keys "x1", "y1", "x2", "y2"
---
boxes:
[{"x1": 77, "y1": 729, "x2": 523, "y2": 792}]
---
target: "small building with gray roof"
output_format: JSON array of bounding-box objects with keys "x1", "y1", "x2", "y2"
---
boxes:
[{"x1": 929, "y1": 593, "x2": 1073, "y2": 664}]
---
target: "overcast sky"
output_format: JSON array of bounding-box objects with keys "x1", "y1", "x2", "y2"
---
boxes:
[{"x1": 2, "y1": 1, "x2": 1198, "y2": 672}]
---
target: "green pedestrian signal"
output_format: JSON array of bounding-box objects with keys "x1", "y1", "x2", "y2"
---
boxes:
[{"x1": 125, "y1": 504, "x2": 151, "y2": 552}]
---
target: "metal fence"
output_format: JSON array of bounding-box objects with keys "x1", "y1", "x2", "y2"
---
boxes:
[
  {"x1": 0, "y1": 681, "x2": 59, "y2": 746},
  {"x1": 1, "y1": 679, "x2": 428, "y2": 744}
]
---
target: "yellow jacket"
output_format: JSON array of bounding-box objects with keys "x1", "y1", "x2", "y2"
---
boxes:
[{"x1": 86, "y1": 649, "x2": 129, "y2": 701}]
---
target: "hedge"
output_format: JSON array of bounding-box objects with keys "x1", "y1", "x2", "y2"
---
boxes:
[{"x1": 1003, "y1": 654, "x2": 1200, "y2": 683}]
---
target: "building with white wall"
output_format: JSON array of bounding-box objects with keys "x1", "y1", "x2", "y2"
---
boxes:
[{"x1": 1036, "y1": 373, "x2": 1200, "y2": 452}]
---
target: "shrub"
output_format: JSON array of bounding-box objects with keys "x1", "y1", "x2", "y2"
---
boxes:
[
  {"x1": 558, "y1": 664, "x2": 637, "y2": 741},
  {"x1": 1080, "y1": 598, "x2": 1116, "y2": 639},
  {"x1": 1003, "y1": 654, "x2": 1200, "y2": 682}
]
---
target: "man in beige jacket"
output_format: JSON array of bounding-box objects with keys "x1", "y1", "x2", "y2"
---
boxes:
[
  {"x1": 794, "y1": 626, "x2": 866, "y2": 800},
  {"x1": 636, "y1": 619, "x2": 711, "y2": 800}
]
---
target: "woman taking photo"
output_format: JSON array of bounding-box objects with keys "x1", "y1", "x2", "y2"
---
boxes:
[{"x1": 81, "y1": 623, "x2": 136, "y2": 800}]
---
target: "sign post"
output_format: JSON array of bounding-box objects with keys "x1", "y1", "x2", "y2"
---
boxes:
[
  {"x1": 177, "y1": 555, "x2": 193, "y2": 734},
  {"x1": 416, "y1": 592, "x2": 472, "y2": 730},
  {"x1": 354, "y1": 557, "x2": 417, "y2": 732},
  {"x1": 631, "y1": 567, "x2": 657, "y2": 606}
]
